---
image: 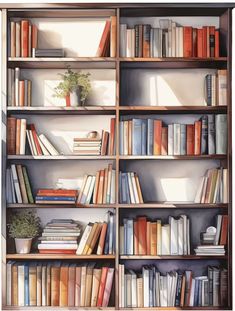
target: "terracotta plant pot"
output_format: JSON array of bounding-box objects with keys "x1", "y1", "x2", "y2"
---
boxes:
[
  {"x1": 65, "y1": 94, "x2": 71, "y2": 107},
  {"x1": 15, "y1": 238, "x2": 32, "y2": 254}
]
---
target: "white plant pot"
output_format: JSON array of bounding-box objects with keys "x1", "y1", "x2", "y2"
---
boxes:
[
  {"x1": 15, "y1": 238, "x2": 32, "y2": 254},
  {"x1": 70, "y1": 87, "x2": 81, "y2": 107}
]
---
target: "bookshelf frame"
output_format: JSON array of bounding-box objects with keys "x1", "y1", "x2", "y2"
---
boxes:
[{"x1": 1, "y1": 3, "x2": 233, "y2": 310}]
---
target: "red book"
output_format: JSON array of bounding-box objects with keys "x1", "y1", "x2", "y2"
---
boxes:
[
  {"x1": 206, "y1": 26, "x2": 210, "y2": 58},
  {"x1": 161, "y1": 127, "x2": 168, "y2": 155},
  {"x1": 109, "y1": 118, "x2": 116, "y2": 155},
  {"x1": 39, "y1": 250, "x2": 76, "y2": 254},
  {"x1": 96, "y1": 266, "x2": 109, "y2": 306},
  {"x1": 209, "y1": 26, "x2": 215, "y2": 57},
  {"x1": 96, "y1": 21, "x2": 111, "y2": 57},
  {"x1": 7, "y1": 117, "x2": 16, "y2": 155},
  {"x1": 29, "y1": 124, "x2": 42, "y2": 155},
  {"x1": 102, "y1": 267, "x2": 114, "y2": 307},
  {"x1": 21, "y1": 20, "x2": 29, "y2": 57},
  {"x1": 101, "y1": 130, "x2": 109, "y2": 155},
  {"x1": 220, "y1": 215, "x2": 228, "y2": 245},
  {"x1": 153, "y1": 120, "x2": 162, "y2": 155},
  {"x1": 32, "y1": 24, "x2": 38, "y2": 55},
  {"x1": 194, "y1": 121, "x2": 202, "y2": 155},
  {"x1": 19, "y1": 81, "x2": 25, "y2": 106},
  {"x1": 197, "y1": 29, "x2": 203, "y2": 57},
  {"x1": 37, "y1": 189, "x2": 78, "y2": 196},
  {"x1": 192, "y1": 28, "x2": 197, "y2": 57},
  {"x1": 137, "y1": 216, "x2": 147, "y2": 255},
  {"x1": 215, "y1": 30, "x2": 220, "y2": 57},
  {"x1": 97, "y1": 170, "x2": 105, "y2": 204},
  {"x1": 202, "y1": 26, "x2": 207, "y2": 58},
  {"x1": 183, "y1": 26, "x2": 193, "y2": 57},
  {"x1": 186, "y1": 124, "x2": 194, "y2": 155}
]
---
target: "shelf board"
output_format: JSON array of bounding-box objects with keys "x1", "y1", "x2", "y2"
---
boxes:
[
  {"x1": 120, "y1": 57, "x2": 227, "y2": 62},
  {"x1": 7, "y1": 106, "x2": 117, "y2": 115},
  {"x1": 6, "y1": 254, "x2": 115, "y2": 260},
  {"x1": 3, "y1": 307, "x2": 115, "y2": 310},
  {"x1": 7, "y1": 203, "x2": 116, "y2": 209},
  {"x1": 119, "y1": 203, "x2": 228, "y2": 209},
  {"x1": 118, "y1": 307, "x2": 228, "y2": 310},
  {"x1": 119, "y1": 155, "x2": 226, "y2": 160},
  {"x1": 120, "y1": 255, "x2": 227, "y2": 260},
  {"x1": 7, "y1": 155, "x2": 116, "y2": 160}
]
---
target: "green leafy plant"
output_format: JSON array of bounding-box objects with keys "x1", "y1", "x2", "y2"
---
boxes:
[
  {"x1": 8, "y1": 210, "x2": 41, "y2": 239},
  {"x1": 54, "y1": 68, "x2": 91, "y2": 102}
]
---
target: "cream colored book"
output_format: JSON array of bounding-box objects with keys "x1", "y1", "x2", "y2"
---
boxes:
[
  {"x1": 38, "y1": 134, "x2": 59, "y2": 156},
  {"x1": 157, "y1": 220, "x2": 162, "y2": 255},
  {"x1": 137, "y1": 277, "x2": 143, "y2": 308},
  {"x1": 19, "y1": 119, "x2": 26, "y2": 155},
  {"x1": 85, "y1": 265, "x2": 94, "y2": 307},
  {"x1": 223, "y1": 168, "x2": 228, "y2": 203},
  {"x1": 131, "y1": 172, "x2": 139, "y2": 204},
  {"x1": 83, "y1": 222, "x2": 99, "y2": 255},
  {"x1": 91, "y1": 268, "x2": 102, "y2": 307},
  {"x1": 80, "y1": 265, "x2": 87, "y2": 307},
  {"x1": 38, "y1": 134, "x2": 50, "y2": 155},
  {"x1": 161, "y1": 224, "x2": 170, "y2": 255},
  {"x1": 77, "y1": 174, "x2": 88, "y2": 203},
  {"x1": 76, "y1": 223, "x2": 93, "y2": 255},
  {"x1": 36, "y1": 264, "x2": 42, "y2": 306},
  {"x1": 86, "y1": 223, "x2": 102, "y2": 255},
  {"x1": 18, "y1": 264, "x2": 25, "y2": 306}
]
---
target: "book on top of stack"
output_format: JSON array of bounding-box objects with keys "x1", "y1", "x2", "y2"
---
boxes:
[
  {"x1": 35, "y1": 189, "x2": 78, "y2": 205},
  {"x1": 38, "y1": 219, "x2": 81, "y2": 254},
  {"x1": 73, "y1": 137, "x2": 101, "y2": 155}
]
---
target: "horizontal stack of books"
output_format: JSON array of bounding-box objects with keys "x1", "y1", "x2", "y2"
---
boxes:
[
  {"x1": 38, "y1": 219, "x2": 81, "y2": 254},
  {"x1": 77, "y1": 211, "x2": 115, "y2": 255},
  {"x1": 77, "y1": 164, "x2": 116, "y2": 205},
  {"x1": 194, "y1": 214, "x2": 228, "y2": 256},
  {"x1": 6, "y1": 261, "x2": 114, "y2": 307},
  {"x1": 194, "y1": 167, "x2": 228, "y2": 204},
  {"x1": 119, "y1": 171, "x2": 143, "y2": 204},
  {"x1": 120, "y1": 215, "x2": 190, "y2": 255},
  {"x1": 35, "y1": 48, "x2": 64, "y2": 57},
  {"x1": 120, "y1": 20, "x2": 219, "y2": 58},
  {"x1": 205, "y1": 70, "x2": 227, "y2": 106},
  {"x1": 10, "y1": 20, "x2": 38, "y2": 57},
  {"x1": 120, "y1": 114, "x2": 227, "y2": 156},
  {"x1": 35, "y1": 189, "x2": 78, "y2": 205},
  {"x1": 119, "y1": 265, "x2": 227, "y2": 307},
  {"x1": 73, "y1": 137, "x2": 102, "y2": 155},
  {"x1": 8, "y1": 67, "x2": 32, "y2": 107},
  {"x1": 6, "y1": 164, "x2": 34, "y2": 204},
  {"x1": 7, "y1": 117, "x2": 60, "y2": 156}
]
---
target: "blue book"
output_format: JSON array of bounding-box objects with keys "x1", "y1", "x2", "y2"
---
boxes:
[
  {"x1": 180, "y1": 124, "x2": 186, "y2": 155},
  {"x1": 141, "y1": 119, "x2": 147, "y2": 155},
  {"x1": 36, "y1": 196, "x2": 75, "y2": 201},
  {"x1": 126, "y1": 219, "x2": 133, "y2": 255},
  {"x1": 147, "y1": 119, "x2": 154, "y2": 155},
  {"x1": 119, "y1": 172, "x2": 122, "y2": 203},
  {"x1": 121, "y1": 173, "x2": 127, "y2": 204},
  {"x1": 149, "y1": 267, "x2": 154, "y2": 307},
  {"x1": 132, "y1": 119, "x2": 142, "y2": 155},
  {"x1": 123, "y1": 218, "x2": 127, "y2": 254},
  {"x1": 119, "y1": 121, "x2": 124, "y2": 155},
  {"x1": 104, "y1": 219, "x2": 110, "y2": 255},
  {"x1": 175, "y1": 272, "x2": 183, "y2": 306},
  {"x1": 198, "y1": 280, "x2": 202, "y2": 306},
  {"x1": 125, "y1": 173, "x2": 131, "y2": 204},
  {"x1": 194, "y1": 278, "x2": 200, "y2": 306},
  {"x1": 24, "y1": 263, "x2": 29, "y2": 306}
]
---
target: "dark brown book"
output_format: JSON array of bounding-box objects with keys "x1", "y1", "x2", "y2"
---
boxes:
[
  {"x1": 194, "y1": 120, "x2": 202, "y2": 155},
  {"x1": 143, "y1": 24, "x2": 151, "y2": 58},
  {"x1": 101, "y1": 130, "x2": 109, "y2": 155},
  {"x1": 220, "y1": 215, "x2": 228, "y2": 245},
  {"x1": 186, "y1": 124, "x2": 194, "y2": 155},
  {"x1": 7, "y1": 117, "x2": 16, "y2": 155}
]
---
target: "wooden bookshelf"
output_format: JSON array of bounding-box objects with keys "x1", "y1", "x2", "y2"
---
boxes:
[{"x1": 2, "y1": 3, "x2": 233, "y2": 311}]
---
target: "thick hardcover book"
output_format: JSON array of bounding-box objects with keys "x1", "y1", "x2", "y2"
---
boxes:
[
  {"x1": 147, "y1": 119, "x2": 154, "y2": 155},
  {"x1": 194, "y1": 121, "x2": 202, "y2": 155},
  {"x1": 201, "y1": 115, "x2": 208, "y2": 154},
  {"x1": 143, "y1": 24, "x2": 151, "y2": 58},
  {"x1": 153, "y1": 120, "x2": 162, "y2": 155},
  {"x1": 186, "y1": 124, "x2": 194, "y2": 155},
  {"x1": 132, "y1": 119, "x2": 142, "y2": 155},
  {"x1": 7, "y1": 117, "x2": 16, "y2": 155},
  {"x1": 138, "y1": 217, "x2": 147, "y2": 255},
  {"x1": 183, "y1": 26, "x2": 193, "y2": 57},
  {"x1": 209, "y1": 26, "x2": 215, "y2": 57},
  {"x1": 180, "y1": 124, "x2": 186, "y2": 155},
  {"x1": 21, "y1": 20, "x2": 29, "y2": 57},
  {"x1": 215, "y1": 114, "x2": 227, "y2": 154}
]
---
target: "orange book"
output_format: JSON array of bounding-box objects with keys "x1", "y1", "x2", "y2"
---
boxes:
[
  {"x1": 215, "y1": 30, "x2": 220, "y2": 58},
  {"x1": 183, "y1": 26, "x2": 193, "y2": 57},
  {"x1": 102, "y1": 168, "x2": 108, "y2": 204},
  {"x1": 192, "y1": 28, "x2": 197, "y2": 57},
  {"x1": 97, "y1": 222, "x2": 108, "y2": 255},
  {"x1": 186, "y1": 124, "x2": 194, "y2": 155},
  {"x1": 51, "y1": 264, "x2": 60, "y2": 306},
  {"x1": 209, "y1": 26, "x2": 215, "y2": 57},
  {"x1": 12, "y1": 264, "x2": 18, "y2": 306},
  {"x1": 68, "y1": 264, "x2": 76, "y2": 306},
  {"x1": 161, "y1": 127, "x2": 168, "y2": 155},
  {"x1": 202, "y1": 26, "x2": 207, "y2": 58},
  {"x1": 146, "y1": 221, "x2": 151, "y2": 255},
  {"x1": 134, "y1": 220, "x2": 138, "y2": 255},
  {"x1": 194, "y1": 121, "x2": 202, "y2": 155},
  {"x1": 101, "y1": 131, "x2": 109, "y2": 155},
  {"x1": 110, "y1": 16, "x2": 117, "y2": 57},
  {"x1": 29, "y1": 124, "x2": 42, "y2": 155},
  {"x1": 96, "y1": 266, "x2": 109, "y2": 306},
  {"x1": 128, "y1": 120, "x2": 132, "y2": 155},
  {"x1": 137, "y1": 216, "x2": 147, "y2": 255},
  {"x1": 153, "y1": 120, "x2": 162, "y2": 155},
  {"x1": 150, "y1": 222, "x2": 157, "y2": 255},
  {"x1": 220, "y1": 215, "x2": 228, "y2": 245},
  {"x1": 197, "y1": 28, "x2": 203, "y2": 57},
  {"x1": 96, "y1": 21, "x2": 111, "y2": 57},
  {"x1": 32, "y1": 24, "x2": 38, "y2": 56},
  {"x1": 59, "y1": 263, "x2": 69, "y2": 306},
  {"x1": 39, "y1": 249, "x2": 76, "y2": 254},
  {"x1": 16, "y1": 119, "x2": 21, "y2": 155},
  {"x1": 19, "y1": 81, "x2": 25, "y2": 106},
  {"x1": 37, "y1": 189, "x2": 78, "y2": 196},
  {"x1": 7, "y1": 117, "x2": 17, "y2": 155},
  {"x1": 109, "y1": 118, "x2": 116, "y2": 155},
  {"x1": 97, "y1": 170, "x2": 105, "y2": 204},
  {"x1": 93, "y1": 170, "x2": 100, "y2": 204},
  {"x1": 180, "y1": 275, "x2": 186, "y2": 307},
  {"x1": 21, "y1": 20, "x2": 29, "y2": 57}
]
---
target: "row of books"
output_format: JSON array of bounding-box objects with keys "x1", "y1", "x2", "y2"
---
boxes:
[
  {"x1": 77, "y1": 164, "x2": 116, "y2": 205},
  {"x1": 7, "y1": 117, "x2": 59, "y2": 156},
  {"x1": 6, "y1": 261, "x2": 114, "y2": 307},
  {"x1": 120, "y1": 215, "x2": 190, "y2": 256},
  {"x1": 8, "y1": 67, "x2": 32, "y2": 106},
  {"x1": 205, "y1": 70, "x2": 227, "y2": 106},
  {"x1": 35, "y1": 189, "x2": 77, "y2": 205},
  {"x1": 38, "y1": 219, "x2": 81, "y2": 254},
  {"x1": 76, "y1": 211, "x2": 115, "y2": 255},
  {"x1": 120, "y1": 114, "x2": 227, "y2": 156},
  {"x1": 194, "y1": 167, "x2": 228, "y2": 204},
  {"x1": 10, "y1": 20, "x2": 38, "y2": 57},
  {"x1": 6, "y1": 164, "x2": 33, "y2": 204},
  {"x1": 120, "y1": 20, "x2": 220, "y2": 58},
  {"x1": 119, "y1": 265, "x2": 227, "y2": 307},
  {"x1": 119, "y1": 172, "x2": 143, "y2": 204}
]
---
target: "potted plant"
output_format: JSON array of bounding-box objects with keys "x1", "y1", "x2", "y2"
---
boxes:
[
  {"x1": 54, "y1": 68, "x2": 91, "y2": 107},
  {"x1": 8, "y1": 210, "x2": 41, "y2": 254}
]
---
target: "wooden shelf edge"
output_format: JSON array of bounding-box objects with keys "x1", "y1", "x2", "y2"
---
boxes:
[
  {"x1": 6, "y1": 254, "x2": 116, "y2": 260},
  {"x1": 2, "y1": 307, "x2": 115, "y2": 310},
  {"x1": 119, "y1": 155, "x2": 227, "y2": 160},
  {"x1": 120, "y1": 255, "x2": 228, "y2": 260},
  {"x1": 7, "y1": 155, "x2": 116, "y2": 160},
  {"x1": 118, "y1": 307, "x2": 229, "y2": 310},
  {"x1": 8, "y1": 57, "x2": 117, "y2": 62},
  {"x1": 7, "y1": 204, "x2": 117, "y2": 209},
  {"x1": 120, "y1": 57, "x2": 227, "y2": 62},
  {"x1": 119, "y1": 105, "x2": 227, "y2": 111}
]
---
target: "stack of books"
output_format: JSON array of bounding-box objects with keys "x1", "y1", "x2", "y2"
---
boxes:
[
  {"x1": 77, "y1": 164, "x2": 116, "y2": 205},
  {"x1": 205, "y1": 70, "x2": 227, "y2": 106},
  {"x1": 10, "y1": 20, "x2": 38, "y2": 57},
  {"x1": 194, "y1": 214, "x2": 228, "y2": 256},
  {"x1": 73, "y1": 137, "x2": 101, "y2": 155},
  {"x1": 38, "y1": 219, "x2": 81, "y2": 254},
  {"x1": 119, "y1": 265, "x2": 227, "y2": 307},
  {"x1": 194, "y1": 167, "x2": 228, "y2": 204},
  {"x1": 6, "y1": 261, "x2": 114, "y2": 307},
  {"x1": 120, "y1": 215, "x2": 190, "y2": 255},
  {"x1": 8, "y1": 67, "x2": 32, "y2": 107},
  {"x1": 35, "y1": 189, "x2": 78, "y2": 205},
  {"x1": 7, "y1": 117, "x2": 60, "y2": 156},
  {"x1": 120, "y1": 20, "x2": 220, "y2": 58},
  {"x1": 35, "y1": 48, "x2": 64, "y2": 57},
  {"x1": 119, "y1": 114, "x2": 227, "y2": 156},
  {"x1": 6, "y1": 164, "x2": 34, "y2": 204},
  {"x1": 119, "y1": 171, "x2": 143, "y2": 204},
  {"x1": 77, "y1": 211, "x2": 115, "y2": 255}
]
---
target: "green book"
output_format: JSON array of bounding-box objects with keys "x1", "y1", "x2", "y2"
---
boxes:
[{"x1": 22, "y1": 166, "x2": 34, "y2": 203}]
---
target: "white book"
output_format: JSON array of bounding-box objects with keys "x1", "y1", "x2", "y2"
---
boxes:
[
  {"x1": 38, "y1": 243, "x2": 78, "y2": 249},
  {"x1": 119, "y1": 225, "x2": 124, "y2": 255},
  {"x1": 80, "y1": 175, "x2": 92, "y2": 204},
  {"x1": 10, "y1": 169, "x2": 17, "y2": 203},
  {"x1": 19, "y1": 119, "x2": 26, "y2": 155},
  {"x1": 137, "y1": 277, "x2": 143, "y2": 307},
  {"x1": 189, "y1": 278, "x2": 195, "y2": 306},
  {"x1": 177, "y1": 217, "x2": 184, "y2": 255},
  {"x1": 106, "y1": 165, "x2": 112, "y2": 203},
  {"x1": 187, "y1": 218, "x2": 190, "y2": 255},
  {"x1": 18, "y1": 264, "x2": 25, "y2": 306},
  {"x1": 110, "y1": 169, "x2": 116, "y2": 204},
  {"x1": 159, "y1": 275, "x2": 167, "y2": 307},
  {"x1": 108, "y1": 212, "x2": 114, "y2": 255},
  {"x1": 175, "y1": 27, "x2": 179, "y2": 57},
  {"x1": 6, "y1": 261, "x2": 14, "y2": 305},
  {"x1": 143, "y1": 267, "x2": 149, "y2": 307},
  {"x1": 28, "y1": 130, "x2": 38, "y2": 155},
  {"x1": 194, "y1": 177, "x2": 205, "y2": 203},
  {"x1": 119, "y1": 264, "x2": 123, "y2": 308},
  {"x1": 167, "y1": 272, "x2": 172, "y2": 306},
  {"x1": 130, "y1": 172, "x2": 139, "y2": 204},
  {"x1": 120, "y1": 24, "x2": 127, "y2": 57},
  {"x1": 15, "y1": 22, "x2": 21, "y2": 57},
  {"x1": 155, "y1": 272, "x2": 160, "y2": 306},
  {"x1": 121, "y1": 264, "x2": 125, "y2": 308},
  {"x1": 15, "y1": 67, "x2": 20, "y2": 106},
  {"x1": 168, "y1": 124, "x2": 174, "y2": 155},
  {"x1": 168, "y1": 29, "x2": 172, "y2": 57},
  {"x1": 126, "y1": 273, "x2": 132, "y2": 307},
  {"x1": 161, "y1": 224, "x2": 170, "y2": 255},
  {"x1": 200, "y1": 176, "x2": 208, "y2": 203},
  {"x1": 41, "y1": 265, "x2": 47, "y2": 306},
  {"x1": 169, "y1": 216, "x2": 178, "y2": 255},
  {"x1": 85, "y1": 175, "x2": 96, "y2": 204},
  {"x1": 126, "y1": 29, "x2": 133, "y2": 58},
  {"x1": 11, "y1": 164, "x2": 22, "y2": 203},
  {"x1": 218, "y1": 70, "x2": 227, "y2": 106},
  {"x1": 76, "y1": 224, "x2": 93, "y2": 254},
  {"x1": 130, "y1": 270, "x2": 137, "y2": 307},
  {"x1": 179, "y1": 26, "x2": 184, "y2": 57},
  {"x1": 127, "y1": 172, "x2": 135, "y2": 203},
  {"x1": 36, "y1": 264, "x2": 42, "y2": 306},
  {"x1": 77, "y1": 174, "x2": 88, "y2": 203},
  {"x1": 214, "y1": 215, "x2": 223, "y2": 245},
  {"x1": 173, "y1": 123, "x2": 181, "y2": 155},
  {"x1": 223, "y1": 168, "x2": 228, "y2": 203},
  {"x1": 180, "y1": 215, "x2": 188, "y2": 255},
  {"x1": 171, "y1": 22, "x2": 176, "y2": 57},
  {"x1": 38, "y1": 134, "x2": 59, "y2": 156},
  {"x1": 38, "y1": 136, "x2": 50, "y2": 155}
]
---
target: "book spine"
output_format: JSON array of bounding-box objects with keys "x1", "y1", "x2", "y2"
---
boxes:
[
  {"x1": 141, "y1": 119, "x2": 147, "y2": 155},
  {"x1": 143, "y1": 25, "x2": 151, "y2": 58},
  {"x1": 173, "y1": 124, "x2": 181, "y2": 155},
  {"x1": 186, "y1": 124, "x2": 194, "y2": 155},
  {"x1": 132, "y1": 119, "x2": 142, "y2": 155},
  {"x1": 183, "y1": 26, "x2": 193, "y2": 57},
  {"x1": 205, "y1": 75, "x2": 212, "y2": 106},
  {"x1": 215, "y1": 114, "x2": 227, "y2": 154},
  {"x1": 215, "y1": 30, "x2": 220, "y2": 58},
  {"x1": 153, "y1": 120, "x2": 162, "y2": 155},
  {"x1": 208, "y1": 115, "x2": 215, "y2": 154},
  {"x1": 21, "y1": 20, "x2": 29, "y2": 57},
  {"x1": 201, "y1": 115, "x2": 208, "y2": 154},
  {"x1": 147, "y1": 119, "x2": 154, "y2": 155},
  {"x1": 135, "y1": 25, "x2": 139, "y2": 57},
  {"x1": 197, "y1": 28, "x2": 203, "y2": 57},
  {"x1": 209, "y1": 26, "x2": 215, "y2": 57},
  {"x1": 7, "y1": 117, "x2": 16, "y2": 155},
  {"x1": 180, "y1": 124, "x2": 186, "y2": 155}
]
